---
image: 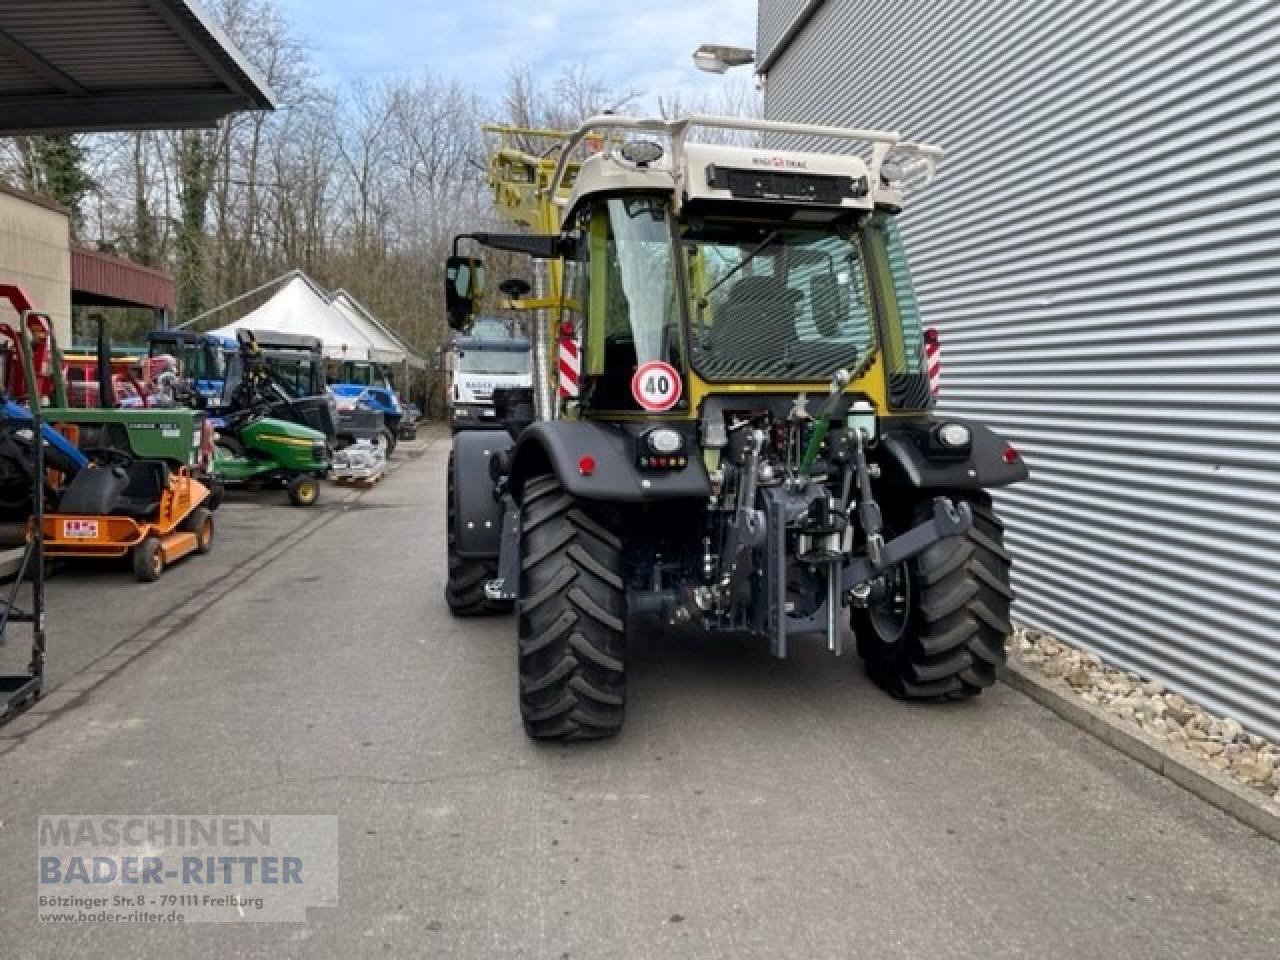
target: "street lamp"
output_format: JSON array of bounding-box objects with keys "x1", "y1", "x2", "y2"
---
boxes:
[{"x1": 692, "y1": 43, "x2": 755, "y2": 74}]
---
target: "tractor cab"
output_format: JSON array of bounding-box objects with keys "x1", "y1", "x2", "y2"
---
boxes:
[
  {"x1": 446, "y1": 118, "x2": 943, "y2": 428},
  {"x1": 146, "y1": 330, "x2": 229, "y2": 405}
]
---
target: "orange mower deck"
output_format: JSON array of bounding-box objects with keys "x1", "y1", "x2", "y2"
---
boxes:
[{"x1": 41, "y1": 471, "x2": 214, "y2": 581}]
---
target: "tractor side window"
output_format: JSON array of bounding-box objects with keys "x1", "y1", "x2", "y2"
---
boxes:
[
  {"x1": 583, "y1": 195, "x2": 684, "y2": 411},
  {"x1": 865, "y1": 214, "x2": 930, "y2": 408}
]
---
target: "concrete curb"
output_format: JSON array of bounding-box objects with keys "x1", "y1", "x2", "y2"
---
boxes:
[{"x1": 1000, "y1": 659, "x2": 1280, "y2": 843}]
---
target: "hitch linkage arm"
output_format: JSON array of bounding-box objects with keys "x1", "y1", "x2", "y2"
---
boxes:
[{"x1": 842, "y1": 497, "x2": 972, "y2": 591}]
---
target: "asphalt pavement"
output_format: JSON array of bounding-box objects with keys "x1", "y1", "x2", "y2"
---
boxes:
[{"x1": 1, "y1": 427, "x2": 1277, "y2": 959}]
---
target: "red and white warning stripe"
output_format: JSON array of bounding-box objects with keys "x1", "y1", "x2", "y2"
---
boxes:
[
  {"x1": 924, "y1": 326, "x2": 941, "y2": 396},
  {"x1": 558, "y1": 322, "x2": 580, "y2": 400}
]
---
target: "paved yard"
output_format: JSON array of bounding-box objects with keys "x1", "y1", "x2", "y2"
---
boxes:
[{"x1": 1, "y1": 428, "x2": 1277, "y2": 958}]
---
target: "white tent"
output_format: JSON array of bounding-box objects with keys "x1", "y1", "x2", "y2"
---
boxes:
[
  {"x1": 330, "y1": 290, "x2": 423, "y2": 370},
  {"x1": 206, "y1": 274, "x2": 375, "y2": 361}
]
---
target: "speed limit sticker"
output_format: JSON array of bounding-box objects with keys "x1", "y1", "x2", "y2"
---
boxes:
[{"x1": 631, "y1": 361, "x2": 682, "y2": 412}]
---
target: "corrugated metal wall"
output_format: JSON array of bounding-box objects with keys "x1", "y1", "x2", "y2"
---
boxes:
[
  {"x1": 759, "y1": 0, "x2": 1280, "y2": 740},
  {"x1": 756, "y1": 0, "x2": 816, "y2": 67}
]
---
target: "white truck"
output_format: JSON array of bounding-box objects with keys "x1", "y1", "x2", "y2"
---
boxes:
[{"x1": 444, "y1": 319, "x2": 531, "y2": 431}]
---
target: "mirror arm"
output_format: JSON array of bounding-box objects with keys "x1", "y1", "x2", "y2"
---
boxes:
[{"x1": 454, "y1": 231, "x2": 565, "y2": 259}]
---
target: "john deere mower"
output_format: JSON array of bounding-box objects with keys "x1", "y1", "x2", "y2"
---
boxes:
[
  {"x1": 445, "y1": 115, "x2": 1029, "y2": 741},
  {"x1": 210, "y1": 332, "x2": 330, "y2": 506}
]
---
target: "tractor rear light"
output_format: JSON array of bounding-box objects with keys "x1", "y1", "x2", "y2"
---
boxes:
[
  {"x1": 1003, "y1": 445, "x2": 1020, "y2": 464},
  {"x1": 578, "y1": 455, "x2": 596, "y2": 477},
  {"x1": 936, "y1": 422, "x2": 971, "y2": 449}
]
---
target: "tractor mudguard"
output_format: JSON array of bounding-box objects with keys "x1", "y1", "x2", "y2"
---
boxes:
[
  {"x1": 451, "y1": 428, "x2": 511, "y2": 558},
  {"x1": 877, "y1": 416, "x2": 1029, "y2": 492},
  {"x1": 508, "y1": 421, "x2": 710, "y2": 504}
]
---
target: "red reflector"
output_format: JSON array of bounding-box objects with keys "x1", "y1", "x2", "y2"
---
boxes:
[
  {"x1": 1002, "y1": 445, "x2": 1020, "y2": 464},
  {"x1": 578, "y1": 455, "x2": 596, "y2": 476}
]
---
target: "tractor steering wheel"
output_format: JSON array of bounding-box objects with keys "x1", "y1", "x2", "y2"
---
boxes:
[{"x1": 81, "y1": 447, "x2": 134, "y2": 469}]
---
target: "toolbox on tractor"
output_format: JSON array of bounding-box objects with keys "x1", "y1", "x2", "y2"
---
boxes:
[{"x1": 444, "y1": 115, "x2": 1028, "y2": 742}]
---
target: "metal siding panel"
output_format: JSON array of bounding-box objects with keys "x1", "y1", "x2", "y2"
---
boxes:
[
  {"x1": 757, "y1": 0, "x2": 818, "y2": 65},
  {"x1": 761, "y1": 0, "x2": 1280, "y2": 739}
]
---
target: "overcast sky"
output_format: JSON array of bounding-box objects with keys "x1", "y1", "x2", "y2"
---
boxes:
[{"x1": 274, "y1": 0, "x2": 758, "y2": 108}]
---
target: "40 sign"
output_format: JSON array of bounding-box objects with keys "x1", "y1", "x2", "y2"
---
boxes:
[{"x1": 630, "y1": 361, "x2": 682, "y2": 412}]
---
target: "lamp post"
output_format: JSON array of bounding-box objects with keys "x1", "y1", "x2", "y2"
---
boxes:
[{"x1": 691, "y1": 43, "x2": 755, "y2": 74}]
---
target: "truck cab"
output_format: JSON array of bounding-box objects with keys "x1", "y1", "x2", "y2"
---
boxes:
[{"x1": 445, "y1": 319, "x2": 531, "y2": 431}]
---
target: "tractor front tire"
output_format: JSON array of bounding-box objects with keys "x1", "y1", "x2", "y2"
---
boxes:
[
  {"x1": 444, "y1": 451, "x2": 512, "y2": 616},
  {"x1": 287, "y1": 475, "x2": 320, "y2": 507},
  {"x1": 854, "y1": 492, "x2": 1013, "y2": 700},
  {"x1": 518, "y1": 474, "x2": 626, "y2": 741}
]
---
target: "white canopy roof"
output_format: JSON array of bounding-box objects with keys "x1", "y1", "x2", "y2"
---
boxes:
[
  {"x1": 330, "y1": 290, "x2": 423, "y2": 369},
  {"x1": 207, "y1": 274, "x2": 375, "y2": 361}
]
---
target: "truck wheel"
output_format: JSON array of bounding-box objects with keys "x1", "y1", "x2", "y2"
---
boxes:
[
  {"x1": 518, "y1": 474, "x2": 626, "y2": 741},
  {"x1": 853, "y1": 492, "x2": 1012, "y2": 700},
  {"x1": 444, "y1": 451, "x2": 512, "y2": 616}
]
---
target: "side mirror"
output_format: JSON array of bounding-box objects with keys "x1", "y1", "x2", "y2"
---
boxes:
[
  {"x1": 499, "y1": 277, "x2": 532, "y2": 301},
  {"x1": 445, "y1": 256, "x2": 485, "y2": 331}
]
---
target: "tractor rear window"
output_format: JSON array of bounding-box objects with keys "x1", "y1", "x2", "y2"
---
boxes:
[{"x1": 685, "y1": 225, "x2": 875, "y2": 382}]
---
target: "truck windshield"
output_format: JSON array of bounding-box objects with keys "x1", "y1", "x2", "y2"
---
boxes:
[
  {"x1": 458, "y1": 350, "x2": 530, "y2": 375},
  {"x1": 683, "y1": 224, "x2": 876, "y2": 382}
]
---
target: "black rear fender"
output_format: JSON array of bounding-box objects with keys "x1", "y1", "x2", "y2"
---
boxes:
[
  {"x1": 877, "y1": 416, "x2": 1029, "y2": 493},
  {"x1": 508, "y1": 421, "x2": 710, "y2": 505},
  {"x1": 451, "y1": 428, "x2": 511, "y2": 558}
]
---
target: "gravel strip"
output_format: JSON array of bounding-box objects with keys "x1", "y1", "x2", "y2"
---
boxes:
[{"x1": 1010, "y1": 627, "x2": 1280, "y2": 811}]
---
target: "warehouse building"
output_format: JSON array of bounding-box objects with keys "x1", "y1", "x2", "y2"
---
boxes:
[
  {"x1": 0, "y1": 184, "x2": 71, "y2": 343},
  {"x1": 756, "y1": 0, "x2": 1280, "y2": 739}
]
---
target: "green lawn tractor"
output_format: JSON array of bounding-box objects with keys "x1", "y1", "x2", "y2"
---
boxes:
[{"x1": 210, "y1": 375, "x2": 330, "y2": 507}]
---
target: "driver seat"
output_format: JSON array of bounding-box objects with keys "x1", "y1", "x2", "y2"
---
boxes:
[
  {"x1": 702, "y1": 276, "x2": 798, "y2": 377},
  {"x1": 57, "y1": 461, "x2": 170, "y2": 518}
]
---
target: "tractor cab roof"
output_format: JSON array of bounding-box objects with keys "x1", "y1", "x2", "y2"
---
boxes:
[{"x1": 552, "y1": 114, "x2": 944, "y2": 221}]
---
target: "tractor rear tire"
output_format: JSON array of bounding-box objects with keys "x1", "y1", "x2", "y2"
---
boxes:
[
  {"x1": 205, "y1": 477, "x2": 225, "y2": 510},
  {"x1": 182, "y1": 506, "x2": 214, "y2": 554},
  {"x1": 854, "y1": 492, "x2": 1013, "y2": 700},
  {"x1": 132, "y1": 537, "x2": 164, "y2": 583},
  {"x1": 518, "y1": 474, "x2": 626, "y2": 741},
  {"x1": 444, "y1": 451, "x2": 512, "y2": 616},
  {"x1": 214, "y1": 435, "x2": 244, "y2": 461}
]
